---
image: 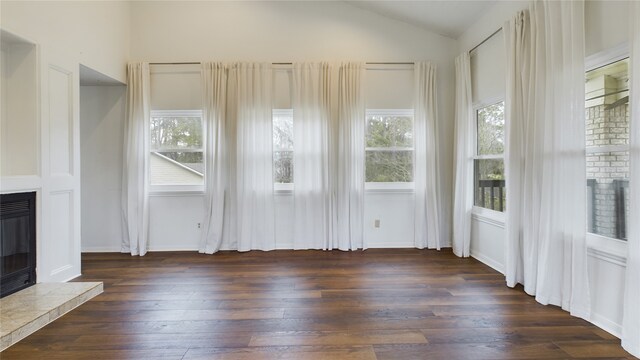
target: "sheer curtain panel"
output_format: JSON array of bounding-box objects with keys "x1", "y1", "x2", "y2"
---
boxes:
[
  {"x1": 121, "y1": 63, "x2": 151, "y2": 256},
  {"x1": 200, "y1": 62, "x2": 228, "y2": 254},
  {"x1": 227, "y1": 63, "x2": 276, "y2": 251},
  {"x1": 292, "y1": 63, "x2": 333, "y2": 249},
  {"x1": 452, "y1": 53, "x2": 473, "y2": 257},
  {"x1": 504, "y1": 1, "x2": 590, "y2": 319},
  {"x1": 504, "y1": 10, "x2": 536, "y2": 289},
  {"x1": 334, "y1": 63, "x2": 365, "y2": 250},
  {"x1": 414, "y1": 62, "x2": 441, "y2": 250},
  {"x1": 622, "y1": 1, "x2": 640, "y2": 357}
]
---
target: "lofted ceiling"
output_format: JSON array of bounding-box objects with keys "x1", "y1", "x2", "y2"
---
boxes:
[
  {"x1": 79, "y1": 64, "x2": 124, "y2": 86},
  {"x1": 345, "y1": 0, "x2": 496, "y2": 39}
]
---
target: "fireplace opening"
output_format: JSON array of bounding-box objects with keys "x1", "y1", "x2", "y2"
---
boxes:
[{"x1": 1, "y1": 192, "x2": 37, "y2": 298}]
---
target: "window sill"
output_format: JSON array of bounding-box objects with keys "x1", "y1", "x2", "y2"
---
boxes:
[
  {"x1": 274, "y1": 183, "x2": 293, "y2": 195},
  {"x1": 471, "y1": 206, "x2": 505, "y2": 228},
  {"x1": 586, "y1": 233, "x2": 627, "y2": 266},
  {"x1": 149, "y1": 188, "x2": 205, "y2": 197},
  {"x1": 365, "y1": 182, "x2": 414, "y2": 194}
]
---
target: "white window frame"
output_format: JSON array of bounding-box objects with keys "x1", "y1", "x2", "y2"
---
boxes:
[
  {"x1": 364, "y1": 109, "x2": 415, "y2": 192},
  {"x1": 149, "y1": 109, "x2": 204, "y2": 194},
  {"x1": 273, "y1": 109, "x2": 294, "y2": 193},
  {"x1": 584, "y1": 43, "x2": 630, "y2": 259},
  {"x1": 471, "y1": 98, "x2": 506, "y2": 218}
]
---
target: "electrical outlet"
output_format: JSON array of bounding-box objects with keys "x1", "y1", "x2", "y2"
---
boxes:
[
  {"x1": 374, "y1": 219, "x2": 380, "y2": 228},
  {"x1": 197, "y1": 223, "x2": 201, "y2": 229}
]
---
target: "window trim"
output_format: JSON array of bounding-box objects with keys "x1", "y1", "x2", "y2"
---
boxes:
[
  {"x1": 472, "y1": 99, "x2": 506, "y2": 214},
  {"x1": 364, "y1": 108, "x2": 415, "y2": 189},
  {"x1": 584, "y1": 47, "x2": 631, "y2": 252},
  {"x1": 149, "y1": 109, "x2": 205, "y2": 193}
]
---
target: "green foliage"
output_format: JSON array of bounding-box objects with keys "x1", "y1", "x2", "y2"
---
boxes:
[
  {"x1": 366, "y1": 115, "x2": 413, "y2": 148},
  {"x1": 477, "y1": 102, "x2": 505, "y2": 155},
  {"x1": 150, "y1": 116, "x2": 203, "y2": 168},
  {"x1": 150, "y1": 116, "x2": 202, "y2": 150},
  {"x1": 365, "y1": 115, "x2": 413, "y2": 182}
]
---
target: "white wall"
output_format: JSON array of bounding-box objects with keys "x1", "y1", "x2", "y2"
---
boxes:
[
  {"x1": 80, "y1": 85, "x2": 126, "y2": 252},
  {"x1": 2, "y1": 1, "x2": 131, "y2": 281},
  {"x1": 113, "y1": 1, "x2": 458, "y2": 251},
  {"x1": 458, "y1": 0, "x2": 630, "y2": 339},
  {"x1": 1, "y1": 41, "x2": 39, "y2": 177},
  {"x1": 1, "y1": 0, "x2": 130, "y2": 83},
  {"x1": 585, "y1": 0, "x2": 630, "y2": 57}
]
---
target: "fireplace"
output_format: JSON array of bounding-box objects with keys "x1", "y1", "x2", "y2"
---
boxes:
[{"x1": 1, "y1": 192, "x2": 37, "y2": 298}]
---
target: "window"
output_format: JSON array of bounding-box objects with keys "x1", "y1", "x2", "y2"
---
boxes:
[
  {"x1": 273, "y1": 109, "x2": 293, "y2": 184},
  {"x1": 585, "y1": 58, "x2": 629, "y2": 241},
  {"x1": 149, "y1": 110, "x2": 204, "y2": 191},
  {"x1": 473, "y1": 101, "x2": 505, "y2": 212},
  {"x1": 365, "y1": 109, "x2": 414, "y2": 185}
]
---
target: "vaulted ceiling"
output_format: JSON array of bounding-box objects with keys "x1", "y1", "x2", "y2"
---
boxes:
[{"x1": 345, "y1": 0, "x2": 496, "y2": 39}]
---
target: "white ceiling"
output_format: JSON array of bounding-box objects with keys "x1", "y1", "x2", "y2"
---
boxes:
[
  {"x1": 79, "y1": 64, "x2": 124, "y2": 86},
  {"x1": 345, "y1": 0, "x2": 496, "y2": 39}
]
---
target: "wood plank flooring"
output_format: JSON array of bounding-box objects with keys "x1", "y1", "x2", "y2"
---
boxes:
[{"x1": 1, "y1": 249, "x2": 634, "y2": 359}]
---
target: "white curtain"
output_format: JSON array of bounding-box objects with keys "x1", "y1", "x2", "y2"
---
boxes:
[
  {"x1": 121, "y1": 63, "x2": 151, "y2": 256},
  {"x1": 292, "y1": 63, "x2": 332, "y2": 249},
  {"x1": 504, "y1": 1, "x2": 590, "y2": 319},
  {"x1": 334, "y1": 63, "x2": 365, "y2": 250},
  {"x1": 227, "y1": 63, "x2": 276, "y2": 251},
  {"x1": 452, "y1": 53, "x2": 474, "y2": 257},
  {"x1": 622, "y1": 1, "x2": 640, "y2": 357},
  {"x1": 200, "y1": 62, "x2": 227, "y2": 254},
  {"x1": 414, "y1": 62, "x2": 441, "y2": 250},
  {"x1": 504, "y1": 10, "x2": 535, "y2": 290}
]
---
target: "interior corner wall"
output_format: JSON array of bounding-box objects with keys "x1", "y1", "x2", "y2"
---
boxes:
[
  {"x1": 458, "y1": 0, "x2": 630, "y2": 339},
  {"x1": 80, "y1": 85, "x2": 126, "y2": 252},
  {"x1": 128, "y1": 0, "x2": 459, "y2": 250},
  {"x1": 1, "y1": 0, "x2": 130, "y2": 83}
]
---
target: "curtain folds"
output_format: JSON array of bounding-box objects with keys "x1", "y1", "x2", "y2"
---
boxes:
[
  {"x1": 121, "y1": 62, "x2": 151, "y2": 256},
  {"x1": 414, "y1": 62, "x2": 441, "y2": 250},
  {"x1": 292, "y1": 63, "x2": 333, "y2": 250},
  {"x1": 503, "y1": 1, "x2": 590, "y2": 319},
  {"x1": 200, "y1": 62, "x2": 228, "y2": 254},
  {"x1": 227, "y1": 63, "x2": 276, "y2": 251},
  {"x1": 622, "y1": 1, "x2": 640, "y2": 357},
  {"x1": 335, "y1": 63, "x2": 365, "y2": 250},
  {"x1": 504, "y1": 9, "x2": 535, "y2": 290},
  {"x1": 452, "y1": 53, "x2": 474, "y2": 257}
]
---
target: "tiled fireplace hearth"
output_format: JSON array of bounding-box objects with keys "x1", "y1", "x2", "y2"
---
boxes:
[
  {"x1": 1, "y1": 193, "x2": 103, "y2": 351},
  {"x1": 0, "y1": 282, "x2": 103, "y2": 351}
]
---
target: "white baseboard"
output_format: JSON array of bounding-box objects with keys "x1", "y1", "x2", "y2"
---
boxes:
[
  {"x1": 470, "y1": 250, "x2": 505, "y2": 274},
  {"x1": 82, "y1": 246, "x2": 121, "y2": 253},
  {"x1": 147, "y1": 246, "x2": 199, "y2": 252},
  {"x1": 84, "y1": 244, "x2": 431, "y2": 252},
  {"x1": 590, "y1": 312, "x2": 623, "y2": 339},
  {"x1": 366, "y1": 242, "x2": 415, "y2": 248}
]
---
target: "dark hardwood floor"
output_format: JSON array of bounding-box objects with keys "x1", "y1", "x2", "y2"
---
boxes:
[{"x1": 2, "y1": 249, "x2": 634, "y2": 359}]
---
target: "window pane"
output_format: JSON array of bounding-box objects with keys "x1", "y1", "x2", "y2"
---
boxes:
[
  {"x1": 586, "y1": 151, "x2": 629, "y2": 240},
  {"x1": 365, "y1": 150, "x2": 413, "y2": 182},
  {"x1": 150, "y1": 151, "x2": 204, "y2": 185},
  {"x1": 273, "y1": 113, "x2": 293, "y2": 150},
  {"x1": 477, "y1": 102, "x2": 505, "y2": 155},
  {"x1": 585, "y1": 58, "x2": 629, "y2": 240},
  {"x1": 474, "y1": 159, "x2": 505, "y2": 212},
  {"x1": 150, "y1": 116, "x2": 202, "y2": 150},
  {"x1": 366, "y1": 114, "x2": 413, "y2": 148},
  {"x1": 274, "y1": 150, "x2": 293, "y2": 183}
]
